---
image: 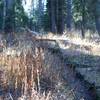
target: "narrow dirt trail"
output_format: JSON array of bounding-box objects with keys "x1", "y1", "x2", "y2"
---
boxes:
[
  {"x1": 54, "y1": 51, "x2": 95, "y2": 100},
  {"x1": 61, "y1": 62, "x2": 95, "y2": 100},
  {"x1": 37, "y1": 39, "x2": 96, "y2": 100}
]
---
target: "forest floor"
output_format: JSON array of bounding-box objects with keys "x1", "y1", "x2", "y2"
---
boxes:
[
  {"x1": 39, "y1": 32, "x2": 100, "y2": 99},
  {"x1": 0, "y1": 32, "x2": 100, "y2": 100},
  {"x1": 44, "y1": 32, "x2": 100, "y2": 85}
]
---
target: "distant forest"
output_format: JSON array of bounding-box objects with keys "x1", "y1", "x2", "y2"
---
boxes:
[{"x1": 0, "y1": 0, "x2": 100, "y2": 37}]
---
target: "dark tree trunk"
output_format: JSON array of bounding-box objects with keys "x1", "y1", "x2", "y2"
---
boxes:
[
  {"x1": 81, "y1": 11, "x2": 85, "y2": 38},
  {"x1": 2, "y1": 0, "x2": 6, "y2": 33},
  {"x1": 66, "y1": 0, "x2": 72, "y2": 31},
  {"x1": 3, "y1": 0, "x2": 15, "y2": 46},
  {"x1": 38, "y1": 0, "x2": 44, "y2": 31},
  {"x1": 57, "y1": 0, "x2": 64, "y2": 34},
  {"x1": 95, "y1": 16, "x2": 100, "y2": 34},
  {"x1": 6, "y1": 0, "x2": 14, "y2": 9},
  {"x1": 55, "y1": 0, "x2": 58, "y2": 33},
  {"x1": 4, "y1": 0, "x2": 15, "y2": 33},
  {"x1": 81, "y1": 0, "x2": 85, "y2": 38},
  {"x1": 94, "y1": 0, "x2": 100, "y2": 35},
  {"x1": 47, "y1": 0, "x2": 65, "y2": 34},
  {"x1": 50, "y1": 0, "x2": 57, "y2": 33}
]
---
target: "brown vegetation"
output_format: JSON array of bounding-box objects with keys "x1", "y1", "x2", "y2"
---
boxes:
[{"x1": 0, "y1": 35, "x2": 75, "y2": 100}]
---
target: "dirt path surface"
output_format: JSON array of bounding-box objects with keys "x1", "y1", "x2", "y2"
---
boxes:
[{"x1": 35, "y1": 38, "x2": 97, "y2": 100}]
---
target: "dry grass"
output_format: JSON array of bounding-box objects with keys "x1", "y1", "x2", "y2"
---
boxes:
[
  {"x1": 0, "y1": 30, "x2": 99, "y2": 99},
  {"x1": 44, "y1": 31, "x2": 100, "y2": 56},
  {"x1": 0, "y1": 34, "x2": 75, "y2": 100}
]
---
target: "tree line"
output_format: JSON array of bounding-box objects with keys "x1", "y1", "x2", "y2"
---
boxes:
[{"x1": 0, "y1": 0, "x2": 100, "y2": 37}]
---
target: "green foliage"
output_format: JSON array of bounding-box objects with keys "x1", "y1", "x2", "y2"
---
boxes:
[
  {"x1": 0, "y1": 0, "x2": 29, "y2": 32},
  {"x1": 0, "y1": 0, "x2": 100, "y2": 35},
  {"x1": 73, "y1": 0, "x2": 99, "y2": 33},
  {"x1": 15, "y1": 0, "x2": 29, "y2": 28},
  {"x1": 42, "y1": 12, "x2": 50, "y2": 31}
]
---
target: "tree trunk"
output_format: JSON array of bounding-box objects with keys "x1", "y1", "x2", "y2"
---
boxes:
[
  {"x1": 50, "y1": 0, "x2": 57, "y2": 33},
  {"x1": 5, "y1": 0, "x2": 15, "y2": 33},
  {"x1": 66, "y1": 0, "x2": 72, "y2": 31},
  {"x1": 95, "y1": 16, "x2": 100, "y2": 34},
  {"x1": 2, "y1": 0, "x2": 6, "y2": 33},
  {"x1": 57, "y1": 0, "x2": 64, "y2": 34},
  {"x1": 6, "y1": 0, "x2": 14, "y2": 9},
  {"x1": 55, "y1": 0, "x2": 59, "y2": 34},
  {"x1": 81, "y1": 0, "x2": 85, "y2": 38},
  {"x1": 94, "y1": 0, "x2": 100, "y2": 35},
  {"x1": 38, "y1": 0, "x2": 44, "y2": 31},
  {"x1": 81, "y1": 11, "x2": 85, "y2": 38}
]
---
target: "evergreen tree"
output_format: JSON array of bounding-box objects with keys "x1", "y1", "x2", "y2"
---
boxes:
[
  {"x1": 46, "y1": 0, "x2": 66, "y2": 34},
  {"x1": 0, "y1": 0, "x2": 100, "y2": 35}
]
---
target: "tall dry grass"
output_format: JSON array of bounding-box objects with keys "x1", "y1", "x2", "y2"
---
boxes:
[{"x1": 0, "y1": 35, "x2": 75, "y2": 100}]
